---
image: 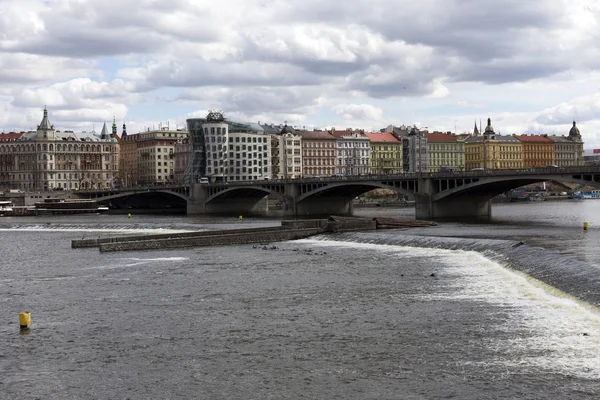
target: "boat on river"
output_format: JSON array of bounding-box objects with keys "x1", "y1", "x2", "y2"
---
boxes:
[
  {"x1": 571, "y1": 190, "x2": 600, "y2": 199},
  {"x1": 0, "y1": 200, "x2": 13, "y2": 216},
  {"x1": 33, "y1": 198, "x2": 109, "y2": 214}
]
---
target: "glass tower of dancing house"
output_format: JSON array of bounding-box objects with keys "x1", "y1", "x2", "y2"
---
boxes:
[{"x1": 186, "y1": 111, "x2": 271, "y2": 183}]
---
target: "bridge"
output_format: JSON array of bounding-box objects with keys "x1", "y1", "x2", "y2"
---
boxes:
[{"x1": 77, "y1": 166, "x2": 600, "y2": 219}]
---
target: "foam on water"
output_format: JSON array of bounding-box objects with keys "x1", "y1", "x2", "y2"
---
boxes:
[
  {"x1": 299, "y1": 237, "x2": 600, "y2": 379},
  {"x1": 85, "y1": 256, "x2": 190, "y2": 270}
]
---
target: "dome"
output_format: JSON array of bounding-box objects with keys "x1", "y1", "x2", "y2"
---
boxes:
[{"x1": 569, "y1": 121, "x2": 580, "y2": 137}]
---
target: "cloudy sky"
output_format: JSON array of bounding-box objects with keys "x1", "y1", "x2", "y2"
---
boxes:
[{"x1": 1, "y1": 0, "x2": 599, "y2": 147}]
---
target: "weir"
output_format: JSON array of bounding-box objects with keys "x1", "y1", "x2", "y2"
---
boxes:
[{"x1": 72, "y1": 217, "x2": 436, "y2": 252}]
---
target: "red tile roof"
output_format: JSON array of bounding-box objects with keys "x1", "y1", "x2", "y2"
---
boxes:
[
  {"x1": 364, "y1": 132, "x2": 399, "y2": 142},
  {"x1": 295, "y1": 130, "x2": 336, "y2": 140},
  {"x1": 424, "y1": 132, "x2": 458, "y2": 142},
  {"x1": 516, "y1": 134, "x2": 553, "y2": 143},
  {"x1": 0, "y1": 132, "x2": 24, "y2": 141},
  {"x1": 328, "y1": 129, "x2": 367, "y2": 139}
]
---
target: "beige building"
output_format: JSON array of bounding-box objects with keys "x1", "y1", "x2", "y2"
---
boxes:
[
  {"x1": 364, "y1": 132, "x2": 402, "y2": 174},
  {"x1": 296, "y1": 130, "x2": 337, "y2": 177},
  {"x1": 425, "y1": 132, "x2": 465, "y2": 172},
  {"x1": 546, "y1": 121, "x2": 585, "y2": 167},
  {"x1": 3, "y1": 108, "x2": 119, "y2": 191},
  {"x1": 120, "y1": 127, "x2": 188, "y2": 186},
  {"x1": 465, "y1": 119, "x2": 522, "y2": 170}
]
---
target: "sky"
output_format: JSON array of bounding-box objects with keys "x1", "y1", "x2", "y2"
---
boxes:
[{"x1": 1, "y1": 0, "x2": 599, "y2": 148}]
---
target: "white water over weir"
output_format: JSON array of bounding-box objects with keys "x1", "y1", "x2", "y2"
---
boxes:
[{"x1": 71, "y1": 217, "x2": 437, "y2": 252}]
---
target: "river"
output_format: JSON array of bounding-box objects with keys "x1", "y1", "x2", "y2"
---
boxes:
[{"x1": 1, "y1": 200, "x2": 600, "y2": 399}]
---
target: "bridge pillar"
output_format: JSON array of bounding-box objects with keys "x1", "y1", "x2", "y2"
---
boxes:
[
  {"x1": 287, "y1": 197, "x2": 353, "y2": 217},
  {"x1": 187, "y1": 184, "x2": 209, "y2": 214},
  {"x1": 282, "y1": 182, "x2": 353, "y2": 217}
]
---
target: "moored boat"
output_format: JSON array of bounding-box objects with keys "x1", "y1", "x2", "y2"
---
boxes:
[{"x1": 33, "y1": 198, "x2": 109, "y2": 214}]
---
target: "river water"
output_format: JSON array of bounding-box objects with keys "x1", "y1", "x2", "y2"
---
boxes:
[{"x1": 1, "y1": 200, "x2": 600, "y2": 399}]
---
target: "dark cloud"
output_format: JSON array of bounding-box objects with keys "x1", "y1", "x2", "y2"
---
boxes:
[
  {"x1": 178, "y1": 86, "x2": 323, "y2": 116},
  {"x1": 142, "y1": 60, "x2": 328, "y2": 89}
]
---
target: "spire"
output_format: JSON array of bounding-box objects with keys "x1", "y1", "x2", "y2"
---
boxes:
[
  {"x1": 473, "y1": 120, "x2": 479, "y2": 136},
  {"x1": 122, "y1": 123, "x2": 127, "y2": 138},
  {"x1": 111, "y1": 116, "x2": 117, "y2": 137},
  {"x1": 37, "y1": 106, "x2": 54, "y2": 130},
  {"x1": 100, "y1": 121, "x2": 109, "y2": 139}
]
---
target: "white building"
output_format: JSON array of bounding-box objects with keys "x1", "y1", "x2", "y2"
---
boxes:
[
  {"x1": 271, "y1": 125, "x2": 302, "y2": 179},
  {"x1": 330, "y1": 128, "x2": 371, "y2": 175},
  {"x1": 6, "y1": 108, "x2": 119, "y2": 191},
  {"x1": 227, "y1": 131, "x2": 271, "y2": 181}
]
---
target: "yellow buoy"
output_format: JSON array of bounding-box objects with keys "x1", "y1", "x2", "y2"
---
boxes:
[
  {"x1": 239, "y1": 215, "x2": 243, "y2": 221},
  {"x1": 584, "y1": 221, "x2": 588, "y2": 230},
  {"x1": 128, "y1": 213, "x2": 132, "y2": 218},
  {"x1": 19, "y1": 311, "x2": 30, "y2": 330}
]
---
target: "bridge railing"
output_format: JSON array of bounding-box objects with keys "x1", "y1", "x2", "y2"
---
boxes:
[{"x1": 73, "y1": 165, "x2": 600, "y2": 193}]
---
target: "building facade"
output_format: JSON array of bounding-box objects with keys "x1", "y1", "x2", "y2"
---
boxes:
[
  {"x1": 425, "y1": 132, "x2": 465, "y2": 172},
  {"x1": 297, "y1": 130, "x2": 337, "y2": 177},
  {"x1": 186, "y1": 112, "x2": 270, "y2": 182},
  {"x1": 0, "y1": 132, "x2": 24, "y2": 189},
  {"x1": 173, "y1": 137, "x2": 192, "y2": 184},
  {"x1": 465, "y1": 118, "x2": 522, "y2": 170},
  {"x1": 120, "y1": 127, "x2": 188, "y2": 186},
  {"x1": 270, "y1": 126, "x2": 303, "y2": 179},
  {"x1": 330, "y1": 129, "x2": 371, "y2": 175},
  {"x1": 364, "y1": 132, "x2": 402, "y2": 175},
  {"x1": 4, "y1": 108, "x2": 119, "y2": 191},
  {"x1": 516, "y1": 134, "x2": 554, "y2": 168},
  {"x1": 547, "y1": 121, "x2": 585, "y2": 167},
  {"x1": 227, "y1": 131, "x2": 271, "y2": 181},
  {"x1": 402, "y1": 128, "x2": 428, "y2": 173}
]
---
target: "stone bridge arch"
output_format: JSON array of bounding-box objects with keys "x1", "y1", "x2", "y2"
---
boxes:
[
  {"x1": 433, "y1": 173, "x2": 600, "y2": 202},
  {"x1": 296, "y1": 181, "x2": 415, "y2": 203},
  {"x1": 205, "y1": 185, "x2": 286, "y2": 204}
]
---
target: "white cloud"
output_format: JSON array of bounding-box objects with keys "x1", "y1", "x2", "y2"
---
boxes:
[{"x1": 332, "y1": 104, "x2": 383, "y2": 121}]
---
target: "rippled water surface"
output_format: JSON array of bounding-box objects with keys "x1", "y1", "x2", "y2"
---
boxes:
[{"x1": 1, "y1": 201, "x2": 600, "y2": 399}]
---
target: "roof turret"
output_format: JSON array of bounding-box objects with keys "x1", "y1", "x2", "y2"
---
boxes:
[
  {"x1": 569, "y1": 121, "x2": 580, "y2": 138},
  {"x1": 37, "y1": 106, "x2": 54, "y2": 130},
  {"x1": 484, "y1": 118, "x2": 494, "y2": 135}
]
